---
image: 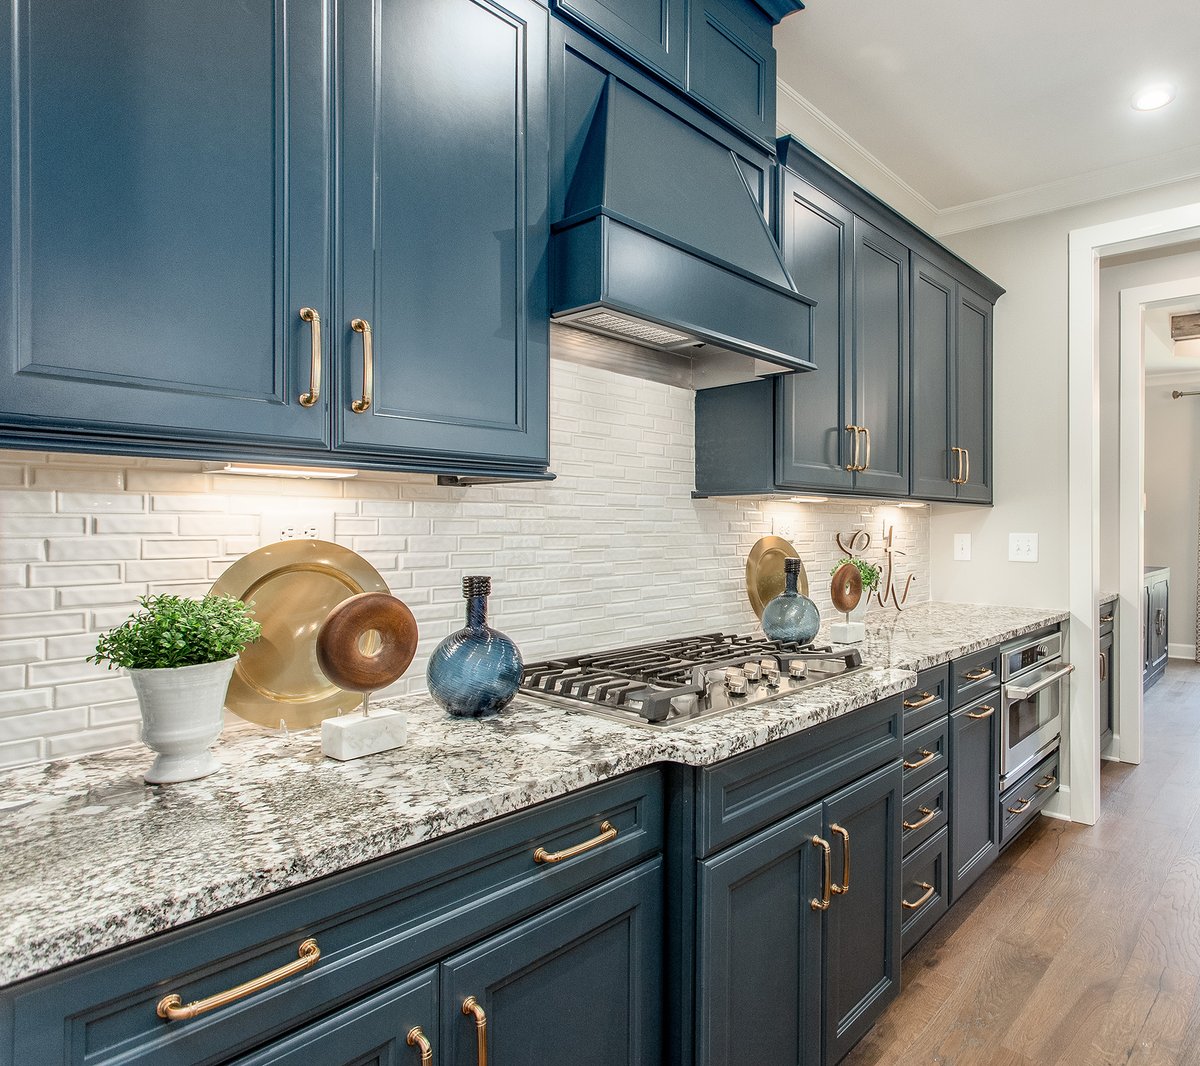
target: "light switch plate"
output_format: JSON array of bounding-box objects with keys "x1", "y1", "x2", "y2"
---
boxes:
[
  {"x1": 1009, "y1": 532, "x2": 1039, "y2": 562},
  {"x1": 953, "y1": 533, "x2": 971, "y2": 561}
]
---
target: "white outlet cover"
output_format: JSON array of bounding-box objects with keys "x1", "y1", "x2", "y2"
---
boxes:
[{"x1": 259, "y1": 509, "x2": 335, "y2": 547}]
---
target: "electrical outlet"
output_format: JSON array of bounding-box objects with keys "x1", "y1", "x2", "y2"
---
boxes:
[
  {"x1": 953, "y1": 533, "x2": 971, "y2": 561},
  {"x1": 1009, "y1": 532, "x2": 1039, "y2": 563},
  {"x1": 259, "y1": 509, "x2": 335, "y2": 547}
]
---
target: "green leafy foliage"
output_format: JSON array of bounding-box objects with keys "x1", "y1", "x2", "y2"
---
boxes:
[
  {"x1": 831, "y1": 557, "x2": 881, "y2": 592},
  {"x1": 88, "y1": 594, "x2": 262, "y2": 671}
]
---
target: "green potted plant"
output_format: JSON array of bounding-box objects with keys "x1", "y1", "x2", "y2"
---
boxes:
[{"x1": 89, "y1": 594, "x2": 261, "y2": 783}]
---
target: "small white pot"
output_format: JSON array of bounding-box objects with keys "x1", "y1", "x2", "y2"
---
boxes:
[
  {"x1": 849, "y1": 591, "x2": 872, "y2": 621},
  {"x1": 128, "y1": 657, "x2": 237, "y2": 784}
]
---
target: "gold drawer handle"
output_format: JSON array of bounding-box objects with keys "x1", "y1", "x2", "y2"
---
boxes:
[
  {"x1": 298, "y1": 307, "x2": 322, "y2": 407},
  {"x1": 1100, "y1": 613, "x2": 1114, "y2": 624},
  {"x1": 963, "y1": 667, "x2": 995, "y2": 682},
  {"x1": 810, "y1": 835, "x2": 832, "y2": 911},
  {"x1": 1099, "y1": 651, "x2": 1107, "y2": 682},
  {"x1": 1008, "y1": 797, "x2": 1032, "y2": 815},
  {"x1": 533, "y1": 820, "x2": 617, "y2": 864},
  {"x1": 903, "y1": 691, "x2": 937, "y2": 710},
  {"x1": 903, "y1": 749, "x2": 937, "y2": 771},
  {"x1": 350, "y1": 317, "x2": 373, "y2": 413},
  {"x1": 830, "y1": 823, "x2": 850, "y2": 896},
  {"x1": 961, "y1": 446, "x2": 970, "y2": 485},
  {"x1": 903, "y1": 806, "x2": 937, "y2": 832},
  {"x1": 407, "y1": 1026, "x2": 433, "y2": 1066},
  {"x1": 902, "y1": 882, "x2": 936, "y2": 910},
  {"x1": 463, "y1": 996, "x2": 488, "y2": 1066},
  {"x1": 950, "y1": 446, "x2": 965, "y2": 484},
  {"x1": 845, "y1": 424, "x2": 862, "y2": 471},
  {"x1": 157, "y1": 938, "x2": 320, "y2": 1022},
  {"x1": 967, "y1": 704, "x2": 995, "y2": 720},
  {"x1": 860, "y1": 424, "x2": 871, "y2": 472},
  {"x1": 1035, "y1": 774, "x2": 1057, "y2": 790}
]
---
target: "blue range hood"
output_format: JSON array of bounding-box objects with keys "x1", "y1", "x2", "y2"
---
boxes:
[{"x1": 552, "y1": 78, "x2": 814, "y2": 373}]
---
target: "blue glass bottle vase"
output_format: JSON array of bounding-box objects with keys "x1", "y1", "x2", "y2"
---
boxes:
[
  {"x1": 761, "y1": 558, "x2": 821, "y2": 645},
  {"x1": 426, "y1": 576, "x2": 523, "y2": 718}
]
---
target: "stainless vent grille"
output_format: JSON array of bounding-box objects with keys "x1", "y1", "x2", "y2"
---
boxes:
[{"x1": 576, "y1": 310, "x2": 692, "y2": 346}]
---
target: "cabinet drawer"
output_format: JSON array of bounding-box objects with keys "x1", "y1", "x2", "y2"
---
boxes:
[
  {"x1": 1000, "y1": 750, "x2": 1059, "y2": 848},
  {"x1": 901, "y1": 664, "x2": 950, "y2": 733},
  {"x1": 8, "y1": 769, "x2": 663, "y2": 1066},
  {"x1": 900, "y1": 827, "x2": 948, "y2": 955},
  {"x1": 697, "y1": 696, "x2": 902, "y2": 856},
  {"x1": 950, "y1": 644, "x2": 1001, "y2": 707},
  {"x1": 901, "y1": 771, "x2": 948, "y2": 857},
  {"x1": 902, "y1": 716, "x2": 948, "y2": 795},
  {"x1": 1099, "y1": 604, "x2": 1115, "y2": 637}
]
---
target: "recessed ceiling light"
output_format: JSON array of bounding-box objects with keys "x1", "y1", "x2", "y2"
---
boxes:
[{"x1": 1132, "y1": 84, "x2": 1176, "y2": 112}]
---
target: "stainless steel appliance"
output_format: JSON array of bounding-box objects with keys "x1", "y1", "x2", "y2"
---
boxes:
[
  {"x1": 520, "y1": 633, "x2": 867, "y2": 728},
  {"x1": 999, "y1": 630, "x2": 1073, "y2": 790}
]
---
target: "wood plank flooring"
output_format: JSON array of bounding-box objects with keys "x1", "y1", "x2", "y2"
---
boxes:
[{"x1": 844, "y1": 661, "x2": 1200, "y2": 1066}]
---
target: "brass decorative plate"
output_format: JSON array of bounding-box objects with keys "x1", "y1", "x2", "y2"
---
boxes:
[
  {"x1": 209, "y1": 541, "x2": 390, "y2": 729},
  {"x1": 746, "y1": 536, "x2": 807, "y2": 618}
]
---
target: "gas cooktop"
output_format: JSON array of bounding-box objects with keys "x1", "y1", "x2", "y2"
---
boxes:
[{"x1": 520, "y1": 632, "x2": 868, "y2": 728}]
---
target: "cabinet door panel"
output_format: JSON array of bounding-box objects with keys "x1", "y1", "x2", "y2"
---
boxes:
[
  {"x1": 776, "y1": 174, "x2": 854, "y2": 492},
  {"x1": 1099, "y1": 629, "x2": 1114, "y2": 748},
  {"x1": 0, "y1": 0, "x2": 332, "y2": 448},
  {"x1": 688, "y1": 0, "x2": 776, "y2": 145},
  {"x1": 555, "y1": 0, "x2": 687, "y2": 86},
  {"x1": 822, "y1": 760, "x2": 902, "y2": 1066},
  {"x1": 955, "y1": 286, "x2": 993, "y2": 503},
  {"x1": 949, "y1": 697, "x2": 1000, "y2": 903},
  {"x1": 852, "y1": 220, "x2": 909, "y2": 496},
  {"x1": 696, "y1": 804, "x2": 823, "y2": 1066},
  {"x1": 339, "y1": 0, "x2": 549, "y2": 466},
  {"x1": 909, "y1": 256, "x2": 956, "y2": 501},
  {"x1": 441, "y1": 861, "x2": 662, "y2": 1066}
]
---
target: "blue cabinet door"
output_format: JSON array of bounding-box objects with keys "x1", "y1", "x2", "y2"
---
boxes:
[
  {"x1": 0, "y1": 0, "x2": 333, "y2": 451},
  {"x1": 955, "y1": 285, "x2": 993, "y2": 503},
  {"x1": 440, "y1": 860, "x2": 663, "y2": 1066},
  {"x1": 555, "y1": 0, "x2": 688, "y2": 87},
  {"x1": 337, "y1": 0, "x2": 549, "y2": 470},
  {"x1": 910, "y1": 255, "x2": 957, "y2": 501},
  {"x1": 687, "y1": 0, "x2": 777, "y2": 145}
]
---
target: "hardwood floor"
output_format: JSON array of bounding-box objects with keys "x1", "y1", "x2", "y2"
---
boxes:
[{"x1": 844, "y1": 660, "x2": 1200, "y2": 1066}]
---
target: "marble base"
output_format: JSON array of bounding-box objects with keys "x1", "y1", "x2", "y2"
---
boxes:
[
  {"x1": 830, "y1": 620, "x2": 866, "y2": 644},
  {"x1": 322, "y1": 709, "x2": 408, "y2": 761}
]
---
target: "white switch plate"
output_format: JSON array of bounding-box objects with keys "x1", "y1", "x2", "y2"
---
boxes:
[
  {"x1": 1009, "y1": 532, "x2": 1039, "y2": 562},
  {"x1": 259, "y1": 509, "x2": 335, "y2": 547},
  {"x1": 953, "y1": 533, "x2": 971, "y2": 561}
]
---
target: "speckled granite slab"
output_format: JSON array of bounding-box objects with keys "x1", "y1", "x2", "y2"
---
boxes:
[
  {"x1": 0, "y1": 601, "x2": 1065, "y2": 988},
  {"x1": 1101, "y1": 592, "x2": 1119, "y2": 607}
]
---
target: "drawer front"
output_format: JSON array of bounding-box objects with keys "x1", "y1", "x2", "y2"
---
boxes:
[
  {"x1": 1001, "y1": 750, "x2": 1059, "y2": 848},
  {"x1": 951, "y1": 644, "x2": 1001, "y2": 707},
  {"x1": 1099, "y1": 604, "x2": 1115, "y2": 637},
  {"x1": 902, "y1": 716, "x2": 948, "y2": 795},
  {"x1": 9, "y1": 769, "x2": 663, "y2": 1066},
  {"x1": 901, "y1": 664, "x2": 950, "y2": 734},
  {"x1": 697, "y1": 696, "x2": 902, "y2": 857},
  {"x1": 900, "y1": 827, "x2": 948, "y2": 955},
  {"x1": 900, "y1": 771, "x2": 948, "y2": 857}
]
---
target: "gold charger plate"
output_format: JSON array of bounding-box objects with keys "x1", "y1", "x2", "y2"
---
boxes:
[
  {"x1": 210, "y1": 540, "x2": 390, "y2": 729},
  {"x1": 746, "y1": 535, "x2": 808, "y2": 618}
]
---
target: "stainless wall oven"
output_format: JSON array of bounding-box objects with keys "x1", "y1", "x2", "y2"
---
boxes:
[{"x1": 1000, "y1": 630, "x2": 1073, "y2": 791}]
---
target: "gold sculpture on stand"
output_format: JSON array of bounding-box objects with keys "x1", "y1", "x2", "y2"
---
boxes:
[{"x1": 875, "y1": 524, "x2": 915, "y2": 609}]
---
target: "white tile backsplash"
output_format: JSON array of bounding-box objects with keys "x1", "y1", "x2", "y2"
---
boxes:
[{"x1": 0, "y1": 359, "x2": 929, "y2": 768}]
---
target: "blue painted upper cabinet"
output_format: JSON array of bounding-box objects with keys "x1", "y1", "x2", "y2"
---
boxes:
[{"x1": 555, "y1": 0, "x2": 689, "y2": 86}]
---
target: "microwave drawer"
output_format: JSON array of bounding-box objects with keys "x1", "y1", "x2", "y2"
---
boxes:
[{"x1": 1000, "y1": 750, "x2": 1060, "y2": 848}]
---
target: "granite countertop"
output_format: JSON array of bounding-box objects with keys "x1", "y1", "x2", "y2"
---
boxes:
[
  {"x1": 0, "y1": 601, "x2": 1066, "y2": 988},
  {"x1": 1100, "y1": 592, "x2": 1119, "y2": 607},
  {"x1": 1144, "y1": 565, "x2": 1171, "y2": 582}
]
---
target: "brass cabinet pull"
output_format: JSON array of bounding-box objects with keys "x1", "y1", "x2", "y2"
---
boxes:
[
  {"x1": 903, "y1": 691, "x2": 937, "y2": 710},
  {"x1": 810, "y1": 835, "x2": 832, "y2": 911},
  {"x1": 966, "y1": 704, "x2": 995, "y2": 720},
  {"x1": 1035, "y1": 774, "x2": 1057, "y2": 791},
  {"x1": 950, "y1": 446, "x2": 964, "y2": 484},
  {"x1": 903, "y1": 749, "x2": 937, "y2": 771},
  {"x1": 845, "y1": 424, "x2": 861, "y2": 471},
  {"x1": 298, "y1": 308, "x2": 322, "y2": 407},
  {"x1": 1099, "y1": 651, "x2": 1107, "y2": 682},
  {"x1": 156, "y1": 939, "x2": 320, "y2": 1022},
  {"x1": 1155, "y1": 608, "x2": 1165, "y2": 636},
  {"x1": 1100, "y1": 613, "x2": 1115, "y2": 624},
  {"x1": 902, "y1": 806, "x2": 937, "y2": 832},
  {"x1": 533, "y1": 820, "x2": 617, "y2": 864},
  {"x1": 407, "y1": 1026, "x2": 433, "y2": 1066},
  {"x1": 902, "y1": 882, "x2": 936, "y2": 910},
  {"x1": 462, "y1": 996, "x2": 487, "y2": 1066},
  {"x1": 962, "y1": 446, "x2": 970, "y2": 485},
  {"x1": 350, "y1": 318, "x2": 373, "y2": 413},
  {"x1": 830, "y1": 823, "x2": 850, "y2": 895},
  {"x1": 963, "y1": 667, "x2": 995, "y2": 683},
  {"x1": 860, "y1": 424, "x2": 871, "y2": 471},
  {"x1": 1007, "y1": 797, "x2": 1032, "y2": 815}
]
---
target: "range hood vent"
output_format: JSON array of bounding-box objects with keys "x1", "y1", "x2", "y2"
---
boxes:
[{"x1": 551, "y1": 77, "x2": 815, "y2": 377}]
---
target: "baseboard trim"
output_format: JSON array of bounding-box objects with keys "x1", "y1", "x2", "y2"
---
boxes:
[{"x1": 1168, "y1": 643, "x2": 1196, "y2": 660}]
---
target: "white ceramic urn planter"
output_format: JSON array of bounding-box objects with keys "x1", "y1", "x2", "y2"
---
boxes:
[{"x1": 128, "y1": 656, "x2": 238, "y2": 784}]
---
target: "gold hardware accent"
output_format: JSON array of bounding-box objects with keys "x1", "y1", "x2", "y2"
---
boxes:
[
  {"x1": 811, "y1": 835, "x2": 832, "y2": 911},
  {"x1": 830, "y1": 823, "x2": 850, "y2": 895},
  {"x1": 966, "y1": 703, "x2": 995, "y2": 720},
  {"x1": 845, "y1": 425, "x2": 862, "y2": 471},
  {"x1": 1008, "y1": 797, "x2": 1032, "y2": 815},
  {"x1": 902, "y1": 806, "x2": 937, "y2": 832},
  {"x1": 1100, "y1": 613, "x2": 1115, "y2": 624},
  {"x1": 903, "y1": 749, "x2": 937, "y2": 771},
  {"x1": 156, "y1": 939, "x2": 320, "y2": 1022},
  {"x1": 1035, "y1": 774, "x2": 1057, "y2": 791},
  {"x1": 350, "y1": 318, "x2": 373, "y2": 413},
  {"x1": 298, "y1": 308, "x2": 322, "y2": 407},
  {"x1": 963, "y1": 667, "x2": 995, "y2": 682},
  {"x1": 961, "y1": 446, "x2": 970, "y2": 485},
  {"x1": 1099, "y1": 651, "x2": 1107, "y2": 682},
  {"x1": 950, "y1": 446, "x2": 965, "y2": 484},
  {"x1": 462, "y1": 996, "x2": 487, "y2": 1066},
  {"x1": 903, "y1": 691, "x2": 937, "y2": 710},
  {"x1": 1155, "y1": 609, "x2": 1165, "y2": 636},
  {"x1": 860, "y1": 424, "x2": 871, "y2": 472},
  {"x1": 533, "y1": 821, "x2": 617, "y2": 864},
  {"x1": 902, "y1": 882, "x2": 936, "y2": 910},
  {"x1": 407, "y1": 1026, "x2": 433, "y2": 1066}
]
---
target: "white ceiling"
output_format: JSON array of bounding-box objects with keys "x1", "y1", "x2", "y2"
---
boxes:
[{"x1": 773, "y1": 0, "x2": 1200, "y2": 232}]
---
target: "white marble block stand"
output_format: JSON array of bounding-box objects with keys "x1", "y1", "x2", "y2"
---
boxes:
[
  {"x1": 830, "y1": 619, "x2": 866, "y2": 644},
  {"x1": 322, "y1": 705, "x2": 408, "y2": 761}
]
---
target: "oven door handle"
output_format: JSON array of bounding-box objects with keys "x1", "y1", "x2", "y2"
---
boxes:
[{"x1": 1005, "y1": 662, "x2": 1075, "y2": 701}]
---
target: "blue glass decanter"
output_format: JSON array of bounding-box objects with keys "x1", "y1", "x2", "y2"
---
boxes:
[
  {"x1": 426, "y1": 576, "x2": 523, "y2": 718},
  {"x1": 761, "y1": 558, "x2": 821, "y2": 645}
]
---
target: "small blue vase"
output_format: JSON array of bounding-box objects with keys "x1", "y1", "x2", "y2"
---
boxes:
[
  {"x1": 426, "y1": 576, "x2": 523, "y2": 718},
  {"x1": 762, "y1": 558, "x2": 821, "y2": 645}
]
